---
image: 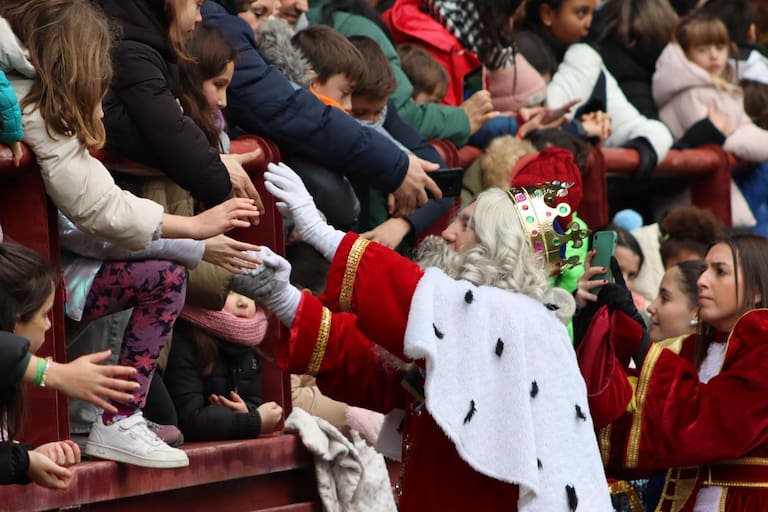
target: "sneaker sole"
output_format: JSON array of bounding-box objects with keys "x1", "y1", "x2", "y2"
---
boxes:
[{"x1": 85, "y1": 442, "x2": 190, "y2": 469}]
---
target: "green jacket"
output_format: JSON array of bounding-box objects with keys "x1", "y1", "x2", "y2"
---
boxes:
[{"x1": 307, "y1": 3, "x2": 471, "y2": 146}]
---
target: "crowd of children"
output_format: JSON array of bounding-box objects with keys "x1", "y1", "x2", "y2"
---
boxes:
[{"x1": 4, "y1": 0, "x2": 768, "y2": 510}]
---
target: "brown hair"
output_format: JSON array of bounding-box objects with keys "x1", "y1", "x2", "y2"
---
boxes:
[
  {"x1": 1, "y1": 0, "x2": 114, "y2": 151},
  {"x1": 675, "y1": 13, "x2": 736, "y2": 80},
  {"x1": 602, "y1": 0, "x2": 678, "y2": 47},
  {"x1": 0, "y1": 242, "x2": 58, "y2": 442},
  {"x1": 348, "y1": 35, "x2": 397, "y2": 99},
  {"x1": 659, "y1": 206, "x2": 723, "y2": 266},
  {"x1": 291, "y1": 25, "x2": 365, "y2": 84},
  {"x1": 165, "y1": 0, "x2": 195, "y2": 60},
  {"x1": 742, "y1": 79, "x2": 768, "y2": 130},
  {"x1": 179, "y1": 25, "x2": 238, "y2": 149},
  {"x1": 398, "y1": 44, "x2": 448, "y2": 102},
  {"x1": 695, "y1": 233, "x2": 768, "y2": 367}
]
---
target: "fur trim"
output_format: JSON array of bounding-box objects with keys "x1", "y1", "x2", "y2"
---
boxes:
[
  {"x1": 256, "y1": 18, "x2": 314, "y2": 89},
  {"x1": 480, "y1": 135, "x2": 535, "y2": 190}
]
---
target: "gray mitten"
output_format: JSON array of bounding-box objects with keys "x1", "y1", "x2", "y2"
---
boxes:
[
  {"x1": 231, "y1": 248, "x2": 301, "y2": 326},
  {"x1": 231, "y1": 266, "x2": 276, "y2": 299}
]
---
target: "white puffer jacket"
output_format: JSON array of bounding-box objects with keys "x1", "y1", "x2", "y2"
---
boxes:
[{"x1": 547, "y1": 43, "x2": 673, "y2": 162}]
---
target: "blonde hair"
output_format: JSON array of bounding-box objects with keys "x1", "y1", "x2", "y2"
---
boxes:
[
  {"x1": 166, "y1": 0, "x2": 195, "y2": 60},
  {"x1": 2, "y1": 0, "x2": 114, "y2": 151},
  {"x1": 480, "y1": 135, "x2": 536, "y2": 190}
]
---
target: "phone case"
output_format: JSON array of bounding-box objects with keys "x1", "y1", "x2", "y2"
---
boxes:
[
  {"x1": 590, "y1": 230, "x2": 617, "y2": 293},
  {"x1": 427, "y1": 168, "x2": 464, "y2": 198}
]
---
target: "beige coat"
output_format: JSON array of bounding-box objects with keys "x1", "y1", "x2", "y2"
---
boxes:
[{"x1": 0, "y1": 16, "x2": 163, "y2": 251}]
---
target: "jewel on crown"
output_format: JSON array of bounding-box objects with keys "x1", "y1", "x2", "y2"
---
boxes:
[{"x1": 507, "y1": 181, "x2": 590, "y2": 269}]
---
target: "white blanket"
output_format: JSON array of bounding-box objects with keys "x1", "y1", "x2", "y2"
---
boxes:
[
  {"x1": 285, "y1": 408, "x2": 396, "y2": 512},
  {"x1": 404, "y1": 268, "x2": 612, "y2": 512}
]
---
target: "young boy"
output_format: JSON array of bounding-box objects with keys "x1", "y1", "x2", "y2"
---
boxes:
[
  {"x1": 291, "y1": 25, "x2": 365, "y2": 112},
  {"x1": 347, "y1": 35, "x2": 452, "y2": 250},
  {"x1": 398, "y1": 44, "x2": 449, "y2": 105}
]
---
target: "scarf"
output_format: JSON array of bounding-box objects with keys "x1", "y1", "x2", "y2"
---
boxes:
[
  {"x1": 424, "y1": 0, "x2": 515, "y2": 69},
  {"x1": 180, "y1": 305, "x2": 268, "y2": 347}
]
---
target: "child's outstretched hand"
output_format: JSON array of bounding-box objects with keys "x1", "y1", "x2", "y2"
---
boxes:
[
  {"x1": 209, "y1": 390, "x2": 248, "y2": 414},
  {"x1": 45, "y1": 351, "x2": 140, "y2": 412},
  {"x1": 9, "y1": 141, "x2": 22, "y2": 167},
  {"x1": 257, "y1": 401, "x2": 284, "y2": 433},
  {"x1": 193, "y1": 197, "x2": 261, "y2": 239}
]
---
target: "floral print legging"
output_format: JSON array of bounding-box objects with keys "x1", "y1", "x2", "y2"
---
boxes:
[{"x1": 81, "y1": 260, "x2": 187, "y2": 409}]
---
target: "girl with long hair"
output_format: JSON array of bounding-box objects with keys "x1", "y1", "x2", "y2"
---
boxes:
[
  {"x1": 0, "y1": 241, "x2": 139, "y2": 488},
  {"x1": 0, "y1": 0, "x2": 261, "y2": 468}
]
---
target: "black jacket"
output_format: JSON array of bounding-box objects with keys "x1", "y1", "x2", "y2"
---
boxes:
[
  {"x1": 164, "y1": 321, "x2": 264, "y2": 441},
  {"x1": 0, "y1": 333, "x2": 33, "y2": 485},
  {"x1": 99, "y1": 0, "x2": 232, "y2": 207}
]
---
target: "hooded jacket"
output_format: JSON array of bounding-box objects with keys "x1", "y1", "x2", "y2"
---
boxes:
[
  {"x1": 202, "y1": 1, "x2": 407, "y2": 194},
  {"x1": 653, "y1": 43, "x2": 768, "y2": 162},
  {"x1": 99, "y1": 0, "x2": 233, "y2": 207}
]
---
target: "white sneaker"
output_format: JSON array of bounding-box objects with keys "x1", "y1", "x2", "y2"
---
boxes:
[{"x1": 85, "y1": 412, "x2": 189, "y2": 468}]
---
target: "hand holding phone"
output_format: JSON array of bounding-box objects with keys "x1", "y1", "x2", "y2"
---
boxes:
[
  {"x1": 426, "y1": 168, "x2": 464, "y2": 199},
  {"x1": 590, "y1": 230, "x2": 617, "y2": 294}
]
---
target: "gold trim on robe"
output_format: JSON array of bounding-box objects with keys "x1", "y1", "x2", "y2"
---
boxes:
[
  {"x1": 340, "y1": 237, "x2": 371, "y2": 312},
  {"x1": 306, "y1": 307, "x2": 332, "y2": 376},
  {"x1": 627, "y1": 343, "x2": 664, "y2": 469}
]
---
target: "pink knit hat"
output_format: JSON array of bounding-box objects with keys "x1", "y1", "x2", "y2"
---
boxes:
[{"x1": 484, "y1": 54, "x2": 547, "y2": 113}]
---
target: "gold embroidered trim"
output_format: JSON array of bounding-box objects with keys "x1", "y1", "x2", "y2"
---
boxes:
[
  {"x1": 719, "y1": 488, "x2": 727, "y2": 512},
  {"x1": 704, "y1": 480, "x2": 768, "y2": 489},
  {"x1": 340, "y1": 237, "x2": 370, "y2": 312},
  {"x1": 608, "y1": 480, "x2": 644, "y2": 512},
  {"x1": 656, "y1": 467, "x2": 700, "y2": 512},
  {"x1": 627, "y1": 343, "x2": 663, "y2": 469},
  {"x1": 715, "y1": 457, "x2": 768, "y2": 466},
  {"x1": 599, "y1": 424, "x2": 612, "y2": 467},
  {"x1": 306, "y1": 307, "x2": 332, "y2": 376}
]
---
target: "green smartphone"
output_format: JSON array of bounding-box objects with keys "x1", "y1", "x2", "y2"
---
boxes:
[{"x1": 590, "y1": 230, "x2": 617, "y2": 294}]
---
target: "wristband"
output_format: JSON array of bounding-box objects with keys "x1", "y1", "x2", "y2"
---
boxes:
[
  {"x1": 40, "y1": 357, "x2": 51, "y2": 388},
  {"x1": 33, "y1": 357, "x2": 46, "y2": 387}
]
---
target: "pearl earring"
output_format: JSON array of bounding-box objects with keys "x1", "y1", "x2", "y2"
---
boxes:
[{"x1": 690, "y1": 319, "x2": 698, "y2": 327}]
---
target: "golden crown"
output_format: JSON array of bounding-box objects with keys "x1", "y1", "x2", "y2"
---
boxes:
[{"x1": 507, "y1": 181, "x2": 590, "y2": 269}]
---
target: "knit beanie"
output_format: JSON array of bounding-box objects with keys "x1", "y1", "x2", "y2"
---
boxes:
[
  {"x1": 180, "y1": 305, "x2": 268, "y2": 347},
  {"x1": 511, "y1": 147, "x2": 583, "y2": 226},
  {"x1": 484, "y1": 54, "x2": 547, "y2": 113}
]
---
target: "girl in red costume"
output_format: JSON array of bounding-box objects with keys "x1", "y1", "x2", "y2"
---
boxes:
[{"x1": 577, "y1": 233, "x2": 768, "y2": 511}]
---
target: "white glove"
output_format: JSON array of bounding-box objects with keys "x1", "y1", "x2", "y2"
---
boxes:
[
  {"x1": 231, "y1": 247, "x2": 301, "y2": 326},
  {"x1": 264, "y1": 162, "x2": 344, "y2": 261}
]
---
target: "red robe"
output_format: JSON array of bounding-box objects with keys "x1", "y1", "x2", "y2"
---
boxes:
[
  {"x1": 278, "y1": 233, "x2": 520, "y2": 511},
  {"x1": 577, "y1": 307, "x2": 768, "y2": 511}
]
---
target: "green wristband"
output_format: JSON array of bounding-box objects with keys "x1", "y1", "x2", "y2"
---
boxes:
[{"x1": 33, "y1": 357, "x2": 46, "y2": 387}]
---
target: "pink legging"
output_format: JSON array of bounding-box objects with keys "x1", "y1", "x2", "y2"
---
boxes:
[{"x1": 81, "y1": 260, "x2": 186, "y2": 409}]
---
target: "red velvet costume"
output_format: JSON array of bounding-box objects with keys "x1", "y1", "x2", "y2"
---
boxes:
[
  {"x1": 278, "y1": 234, "x2": 520, "y2": 511},
  {"x1": 578, "y1": 308, "x2": 768, "y2": 511}
]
